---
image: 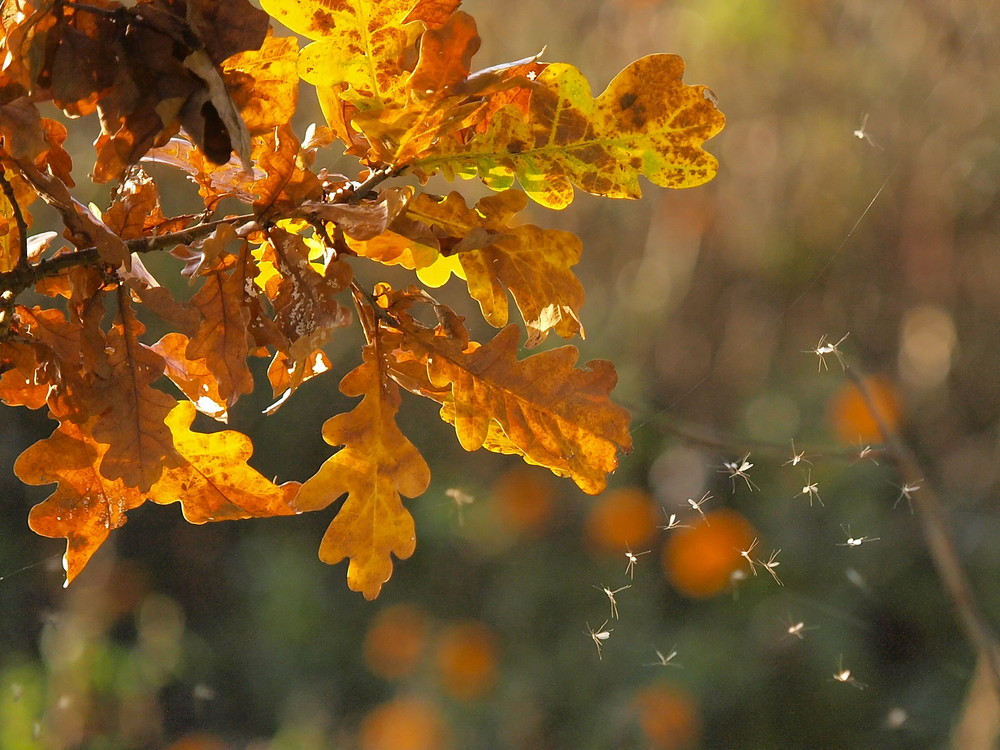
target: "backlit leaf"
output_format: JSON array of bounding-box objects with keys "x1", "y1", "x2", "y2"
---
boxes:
[
  {"x1": 102, "y1": 168, "x2": 163, "y2": 241},
  {"x1": 406, "y1": 190, "x2": 584, "y2": 345},
  {"x1": 187, "y1": 254, "x2": 256, "y2": 410},
  {"x1": 18, "y1": 403, "x2": 300, "y2": 586},
  {"x1": 273, "y1": 0, "x2": 423, "y2": 109},
  {"x1": 224, "y1": 32, "x2": 300, "y2": 134},
  {"x1": 413, "y1": 54, "x2": 725, "y2": 209},
  {"x1": 398, "y1": 322, "x2": 631, "y2": 494},
  {"x1": 19, "y1": 419, "x2": 145, "y2": 584},
  {"x1": 0, "y1": 340, "x2": 52, "y2": 409},
  {"x1": 150, "y1": 401, "x2": 300, "y2": 522},
  {"x1": 149, "y1": 332, "x2": 230, "y2": 423},
  {"x1": 88, "y1": 289, "x2": 181, "y2": 491},
  {"x1": 296, "y1": 336, "x2": 431, "y2": 599}
]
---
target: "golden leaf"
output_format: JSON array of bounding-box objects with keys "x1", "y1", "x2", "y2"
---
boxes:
[
  {"x1": 224, "y1": 31, "x2": 300, "y2": 134},
  {"x1": 187, "y1": 254, "x2": 255, "y2": 409},
  {"x1": 406, "y1": 190, "x2": 584, "y2": 345},
  {"x1": 414, "y1": 54, "x2": 725, "y2": 209},
  {"x1": 268, "y1": 0, "x2": 423, "y2": 110},
  {"x1": 19, "y1": 419, "x2": 145, "y2": 584},
  {"x1": 18, "y1": 403, "x2": 299, "y2": 586},
  {"x1": 150, "y1": 401, "x2": 300, "y2": 523},
  {"x1": 400, "y1": 323, "x2": 630, "y2": 494},
  {"x1": 297, "y1": 336, "x2": 431, "y2": 599}
]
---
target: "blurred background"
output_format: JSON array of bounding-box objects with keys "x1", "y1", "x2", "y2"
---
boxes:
[{"x1": 3, "y1": 0, "x2": 1000, "y2": 747}]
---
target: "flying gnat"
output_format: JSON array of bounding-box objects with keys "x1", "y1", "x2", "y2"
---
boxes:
[{"x1": 720, "y1": 453, "x2": 758, "y2": 491}]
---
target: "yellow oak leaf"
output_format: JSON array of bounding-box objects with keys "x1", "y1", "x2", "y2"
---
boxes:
[
  {"x1": 406, "y1": 190, "x2": 584, "y2": 345},
  {"x1": 267, "y1": 0, "x2": 423, "y2": 110},
  {"x1": 149, "y1": 401, "x2": 300, "y2": 523},
  {"x1": 413, "y1": 54, "x2": 725, "y2": 209},
  {"x1": 399, "y1": 323, "x2": 630, "y2": 494},
  {"x1": 437, "y1": 398, "x2": 572, "y2": 482},
  {"x1": 416, "y1": 251, "x2": 464, "y2": 288},
  {"x1": 296, "y1": 336, "x2": 431, "y2": 599}
]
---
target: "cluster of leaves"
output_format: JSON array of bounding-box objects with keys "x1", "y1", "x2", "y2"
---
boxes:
[{"x1": 0, "y1": 0, "x2": 724, "y2": 598}]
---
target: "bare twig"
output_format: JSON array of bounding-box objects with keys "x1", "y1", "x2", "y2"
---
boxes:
[
  {"x1": 346, "y1": 165, "x2": 403, "y2": 204},
  {"x1": 845, "y1": 366, "x2": 1000, "y2": 698},
  {"x1": 0, "y1": 215, "x2": 255, "y2": 302},
  {"x1": 0, "y1": 168, "x2": 29, "y2": 272},
  {"x1": 652, "y1": 414, "x2": 872, "y2": 463}
]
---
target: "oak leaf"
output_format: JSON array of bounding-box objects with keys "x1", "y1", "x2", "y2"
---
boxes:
[
  {"x1": 0, "y1": 340, "x2": 51, "y2": 409},
  {"x1": 187, "y1": 253, "x2": 256, "y2": 409},
  {"x1": 268, "y1": 0, "x2": 422, "y2": 110},
  {"x1": 406, "y1": 190, "x2": 584, "y2": 345},
  {"x1": 414, "y1": 54, "x2": 725, "y2": 209},
  {"x1": 296, "y1": 337, "x2": 431, "y2": 600},
  {"x1": 251, "y1": 125, "x2": 324, "y2": 217},
  {"x1": 18, "y1": 403, "x2": 299, "y2": 585},
  {"x1": 87, "y1": 288, "x2": 182, "y2": 491},
  {"x1": 143, "y1": 137, "x2": 258, "y2": 211},
  {"x1": 18, "y1": 419, "x2": 146, "y2": 584},
  {"x1": 102, "y1": 168, "x2": 164, "y2": 241},
  {"x1": 149, "y1": 401, "x2": 300, "y2": 523},
  {"x1": 398, "y1": 323, "x2": 631, "y2": 494},
  {"x1": 15, "y1": 162, "x2": 129, "y2": 267},
  {"x1": 259, "y1": 228, "x2": 352, "y2": 411},
  {"x1": 224, "y1": 32, "x2": 300, "y2": 134},
  {"x1": 149, "y1": 332, "x2": 230, "y2": 422}
]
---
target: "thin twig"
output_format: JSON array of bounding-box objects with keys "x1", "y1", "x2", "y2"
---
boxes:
[
  {"x1": 845, "y1": 366, "x2": 1000, "y2": 698},
  {"x1": 652, "y1": 414, "x2": 875, "y2": 463},
  {"x1": 346, "y1": 165, "x2": 403, "y2": 204},
  {"x1": 0, "y1": 168, "x2": 29, "y2": 272},
  {"x1": 0, "y1": 215, "x2": 255, "y2": 303}
]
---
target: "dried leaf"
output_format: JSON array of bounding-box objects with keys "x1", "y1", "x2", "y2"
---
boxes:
[
  {"x1": 400, "y1": 323, "x2": 630, "y2": 494},
  {"x1": 19, "y1": 419, "x2": 145, "y2": 584},
  {"x1": 148, "y1": 332, "x2": 229, "y2": 422},
  {"x1": 150, "y1": 401, "x2": 300, "y2": 522},
  {"x1": 187, "y1": 254, "x2": 255, "y2": 409},
  {"x1": 224, "y1": 32, "x2": 300, "y2": 134},
  {"x1": 143, "y1": 137, "x2": 258, "y2": 210},
  {"x1": 15, "y1": 162, "x2": 129, "y2": 267},
  {"x1": 0, "y1": 97, "x2": 47, "y2": 161},
  {"x1": 414, "y1": 54, "x2": 725, "y2": 208},
  {"x1": 102, "y1": 168, "x2": 163, "y2": 241},
  {"x1": 88, "y1": 289, "x2": 181, "y2": 491},
  {"x1": 267, "y1": 227, "x2": 353, "y2": 352},
  {"x1": 406, "y1": 190, "x2": 584, "y2": 345},
  {"x1": 251, "y1": 125, "x2": 324, "y2": 217},
  {"x1": 265, "y1": 348, "x2": 331, "y2": 414},
  {"x1": 297, "y1": 337, "x2": 431, "y2": 599}
]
